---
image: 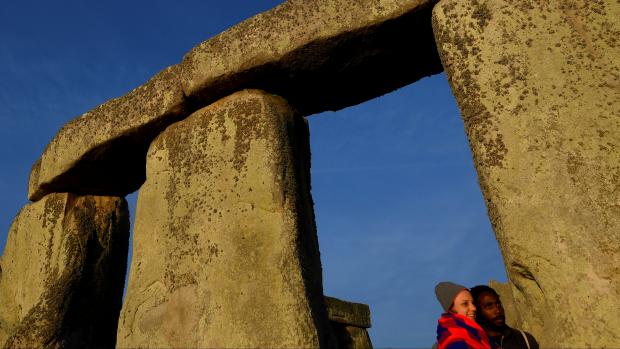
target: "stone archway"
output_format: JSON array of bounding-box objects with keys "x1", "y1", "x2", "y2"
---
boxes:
[{"x1": 1, "y1": 0, "x2": 618, "y2": 347}]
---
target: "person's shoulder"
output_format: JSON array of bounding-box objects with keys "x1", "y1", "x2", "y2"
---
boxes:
[
  {"x1": 523, "y1": 330, "x2": 539, "y2": 348},
  {"x1": 515, "y1": 327, "x2": 538, "y2": 343},
  {"x1": 506, "y1": 326, "x2": 539, "y2": 348}
]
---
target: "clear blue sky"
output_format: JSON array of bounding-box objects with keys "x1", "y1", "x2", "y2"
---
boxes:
[{"x1": 0, "y1": 1, "x2": 507, "y2": 347}]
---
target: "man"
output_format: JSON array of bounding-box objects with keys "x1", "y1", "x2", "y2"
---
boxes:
[{"x1": 470, "y1": 285, "x2": 539, "y2": 349}]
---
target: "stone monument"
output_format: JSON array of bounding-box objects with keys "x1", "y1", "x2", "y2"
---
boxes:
[{"x1": 1, "y1": 0, "x2": 618, "y2": 347}]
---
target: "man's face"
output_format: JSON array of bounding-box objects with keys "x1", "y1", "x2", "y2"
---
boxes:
[{"x1": 477, "y1": 291, "x2": 505, "y2": 328}]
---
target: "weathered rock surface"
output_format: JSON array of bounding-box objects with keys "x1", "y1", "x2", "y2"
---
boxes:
[
  {"x1": 325, "y1": 297, "x2": 373, "y2": 349},
  {"x1": 331, "y1": 325, "x2": 373, "y2": 349},
  {"x1": 325, "y1": 296, "x2": 371, "y2": 328},
  {"x1": 181, "y1": 0, "x2": 443, "y2": 115},
  {"x1": 117, "y1": 89, "x2": 331, "y2": 348},
  {"x1": 28, "y1": 65, "x2": 187, "y2": 202},
  {"x1": 28, "y1": 0, "x2": 443, "y2": 203},
  {"x1": 0, "y1": 193, "x2": 129, "y2": 348},
  {"x1": 433, "y1": 0, "x2": 620, "y2": 346}
]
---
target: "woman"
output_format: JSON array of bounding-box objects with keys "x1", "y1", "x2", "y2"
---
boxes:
[{"x1": 434, "y1": 282, "x2": 495, "y2": 349}]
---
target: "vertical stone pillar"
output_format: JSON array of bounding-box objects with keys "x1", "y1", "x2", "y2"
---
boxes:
[
  {"x1": 118, "y1": 89, "x2": 331, "y2": 348},
  {"x1": 0, "y1": 193, "x2": 129, "y2": 348},
  {"x1": 433, "y1": 0, "x2": 620, "y2": 346}
]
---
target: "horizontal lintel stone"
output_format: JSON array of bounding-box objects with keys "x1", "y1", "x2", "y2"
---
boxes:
[
  {"x1": 28, "y1": 65, "x2": 187, "y2": 201},
  {"x1": 28, "y1": 0, "x2": 442, "y2": 201},
  {"x1": 181, "y1": 0, "x2": 443, "y2": 115}
]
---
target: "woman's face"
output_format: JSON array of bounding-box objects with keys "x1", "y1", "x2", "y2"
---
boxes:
[{"x1": 450, "y1": 290, "x2": 476, "y2": 320}]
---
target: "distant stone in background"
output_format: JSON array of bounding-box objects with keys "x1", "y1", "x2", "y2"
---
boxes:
[
  {"x1": 0, "y1": 193, "x2": 129, "y2": 349},
  {"x1": 325, "y1": 296, "x2": 371, "y2": 329},
  {"x1": 433, "y1": 0, "x2": 620, "y2": 346},
  {"x1": 118, "y1": 89, "x2": 331, "y2": 348},
  {"x1": 333, "y1": 326, "x2": 373, "y2": 349},
  {"x1": 325, "y1": 296, "x2": 373, "y2": 349}
]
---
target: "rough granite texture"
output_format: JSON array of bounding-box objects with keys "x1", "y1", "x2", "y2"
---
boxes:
[
  {"x1": 28, "y1": 65, "x2": 187, "y2": 202},
  {"x1": 181, "y1": 0, "x2": 443, "y2": 115},
  {"x1": 28, "y1": 0, "x2": 443, "y2": 203},
  {"x1": 433, "y1": 0, "x2": 620, "y2": 346},
  {"x1": 0, "y1": 193, "x2": 129, "y2": 349},
  {"x1": 117, "y1": 90, "x2": 333, "y2": 348}
]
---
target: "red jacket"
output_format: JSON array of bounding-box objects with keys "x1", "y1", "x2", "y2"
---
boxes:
[{"x1": 436, "y1": 313, "x2": 494, "y2": 349}]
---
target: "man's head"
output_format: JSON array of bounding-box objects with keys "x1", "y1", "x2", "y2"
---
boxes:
[{"x1": 470, "y1": 285, "x2": 506, "y2": 330}]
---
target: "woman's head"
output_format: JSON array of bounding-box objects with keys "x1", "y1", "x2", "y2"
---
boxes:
[
  {"x1": 450, "y1": 289, "x2": 476, "y2": 319},
  {"x1": 434, "y1": 281, "x2": 477, "y2": 320}
]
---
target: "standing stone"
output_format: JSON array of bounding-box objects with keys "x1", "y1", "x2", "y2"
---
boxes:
[
  {"x1": 0, "y1": 193, "x2": 129, "y2": 348},
  {"x1": 118, "y1": 89, "x2": 331, "y2": 348},
  {"x1": 433, "y1": 0, "x2": 620, "y2": 346}
]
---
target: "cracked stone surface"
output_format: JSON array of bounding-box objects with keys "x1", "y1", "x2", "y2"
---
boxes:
[
  {"x1": 117, "y1": 89, "x2": 332, "y2": 348},
  {"x1": 433, "y1": 0, "x2": 620, "y2": 346},
  {"x1": 0, "y1": 193, "x2": 129, "y2": 349}
]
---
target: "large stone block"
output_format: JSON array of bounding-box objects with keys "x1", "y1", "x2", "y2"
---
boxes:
[
  {"x1": 0, "y1": 193, "x2": 129, "y2": 348},
  {"x1": 181, "y1": 0, "x2": 443, "y2": 115},
  {"x1": 325, "y1": 296, "x2": 373, "y2": 349},
  {"x1": 28, "y1": 65, "x2": 187, "y2": 202},
  {"x1": 117, "y1": 89, "x2": 331, "y2": 348},
  {"x1": 28, "y1": 0, "x2": 443, "y2": 203},
  {"x1": 324, "y1": 296, "x2": 371, "y2": 328},
  {"x1": 433, "y1": 0, "x2": 620, "y2": 346}
]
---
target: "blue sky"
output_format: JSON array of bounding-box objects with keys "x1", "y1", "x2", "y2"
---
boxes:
[{"x1": 0, "y1": 1, "x2": 507, "y2": 347}]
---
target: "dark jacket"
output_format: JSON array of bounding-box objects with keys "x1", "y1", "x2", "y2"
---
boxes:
[{"x1": 488, "y1": 326, "x2": 538, "y2": 349}]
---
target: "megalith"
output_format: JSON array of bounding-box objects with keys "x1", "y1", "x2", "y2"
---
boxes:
[
  {"x1": 433, "y1": 0, "x2": 620, "y2": 346},
  {"x1": 27, "y1": 0, "x2": 442, "y2": 204},
  {"x1": 181, "y1": 0, "x2": 442, "y2": 115},
  {"x1": 118, "y1": 89, "x2": 332, "y2": 348},
  {"x1": 0, "y1": 193, "x2": 129, "y2": 348},
  {"x1": 325, "y1": 296, "x2": 373, "y2": 349}
]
